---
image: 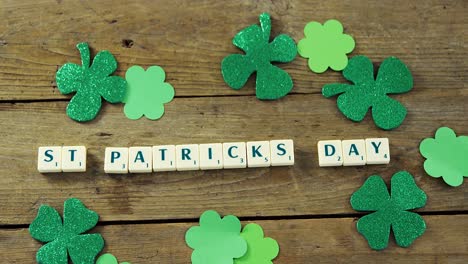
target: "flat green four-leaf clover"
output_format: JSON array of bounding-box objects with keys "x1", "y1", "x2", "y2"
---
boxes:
[
  {"x1": 96, "y1": 253, "x2": 130, "y2": 264},
  {"x1": 234, "y1": 223, "x2": 279, "y2": 264},
  {"x1": 323, "y1": 55, "x2": 413, "y2": 130},
  {"x1": 221, "y1": 13, "x2": 297, "y2": 100},
  {"x1": 351, "y1": 171, "x2": 427, "y2": 250},
  {"x1": 56, "y1": 42, "x2": 127, "y2": 122},
  {"x1": 29, "y1": 198, "x2": 104, "y2": 264}
]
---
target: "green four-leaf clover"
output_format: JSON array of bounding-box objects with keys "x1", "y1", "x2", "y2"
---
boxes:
[
  {"x1": 234, "y1": 223, "x2": 279, "y2": 264},
  {"x1": 96, "y1": 253, "x2": 130, "y2": 264},
  {"x1": 56, "y1": 42, "x2": 127, "y2": 122},
  {"x1": 221, "y1": 13, "x2": 297, "y2": 100}
]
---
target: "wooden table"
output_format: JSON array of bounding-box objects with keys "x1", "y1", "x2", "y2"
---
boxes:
[{"x1": 1, "y1": 0, "x2": 467, "y2": 263}]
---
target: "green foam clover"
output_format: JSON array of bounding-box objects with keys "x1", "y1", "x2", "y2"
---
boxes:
[
  {"x1": 420, "y1": 127, "x2": 468, "y2": 187},
  {"x1": 234, "y1": 223, "x2": 279, "y2": 264},
  {"x1": 96, "y1": 253, "x2": 130, "y2": 264},
  {"x1": 29, "y1": 198, "x2": 104, "y2": 264},
  {"x1": 56, "y1": 42, "x2": 127, "y2": 122},
  {"x1": 323, "y1": 55, "x2": 413, "y2": 130},
  {"x1": 298, "y1": 19, "x2": 355, "y2": 73},
  {"x1": 350, "y1": 171, "x2": 427, "y2": 250},
  {"x1": 221, "y1": 13, "x2": 297, "y2": 100},
  {"x1": 123, "y1": 65, "x2": 175, "y2": 120},
  {"x1": 185, "y1": 210, "x2": 247, "y2": 264}
]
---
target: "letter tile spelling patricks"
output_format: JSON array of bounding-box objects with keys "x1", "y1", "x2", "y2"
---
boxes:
[{"x1": 221, "y1": 13, "x2": 297, "y2": 100}]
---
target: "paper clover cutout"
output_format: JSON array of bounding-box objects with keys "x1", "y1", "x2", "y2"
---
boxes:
[
  {"x1": 420, "y1": 127, "x2": 468, "y2": 187},
  {"x1": 185, "y1": 210, "x2": 247, "y2": 264},
  {"x1": 123, "y1": 65, "x2": 175, "y2": 120},
  {"x1": 56, "y1": 42, "x2": 127, "y2": 122},
  {"x1": 234, "y1": 223, "x2": 279, "y2": 264},
  {"x1": 221, "y1": 12, "x2": 297, "y2": 100},
  {"x1": 298, "y1": 19, "x2": 355, "y2": 73},
  {"x1": 351, "y1": 171, "x2": 427, "y2": 250},
  {"x1": 96, "y1": 253, "x2": 130, "y2": 264},
  {"x1": 323, "y1": 55, "x2": 413, "y2": 130},
  {"x1": 29, "y1": 198, "x2": 104, "y2": 264}
]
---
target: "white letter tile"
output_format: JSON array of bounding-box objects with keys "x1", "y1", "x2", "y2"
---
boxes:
[
  {"x1": 129, "y1": 147, "x2": 152, "y2": 173},
  {"x1": 38, "y1": 146, "x2": 62, "y2": 173},
  {"x1": 104, "y1": 147, "x2": 129, "y2": 174},
  {"x1": 342, "y1": 139, "x2": 366, "y2": 166},
  {"x1": 246, "y1": 141, "x2": 271, "y2": 168},
  {"x1": 270, "y1": 139, "x2": 294, "y2": 166},
  {"x1": 176, "y1": 144, "x2": 200, "y2": 171}
]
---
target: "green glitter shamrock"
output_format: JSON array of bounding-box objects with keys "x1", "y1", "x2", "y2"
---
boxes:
[
  {"x1": 298, "y1": 19, "x2": 355, "y2": 73},
  {"x1": 350, "y1": 171, "x2": 427, "y2": 250},
  {"x1": 323, "y1": 55, "x2": 413, "y2": 130},
  {"x1": 221, "y1": 13, "x2": 297, "y2": 100},
  {"x1": 56, "y1": 42, "x2": 127, "y2": 122},
  {"x1": 234, "y1": 223, "x2": 279, "y2": 264},
  {"x1": 96, "y1": 253, "x2": 130, "y2": 264},
  {"x1": 185, "y1": 210, "x2": 247, "y2": 264},
  {"x1": 29, "y1": 198, "x2": 104, "y2": 264},
  {"x1": 420, "y1": 127, "x2": 468, "y2": 187},
  {"x1": 123, "y1": 65, "x2": 175, "y2": 120}
]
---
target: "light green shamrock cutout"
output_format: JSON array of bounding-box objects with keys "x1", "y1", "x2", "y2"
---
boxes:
[
  {"x1": 420, "y1": 127, "x2": 468, "y2": 187},
  {"x1": 123, "y1": 65, "x2": 175, "y2": 120},
  {"x1": 29, "y1": 198, "x2": 104, "y2": 264},
  {"x1": 234, "y1": 223, "x2": 279, "y2": 264},
  {"x1": 350, "y1": 171, "x2": 427, "y2": 250},
  {"x1": 323, "y1": 55, "x2": 413, "y2": 130},
  {"x1": 185, "y1": 210, "x2": 247, "y2": 264},
  {"x1": 96, "y1": 253, "x2": 130, "y2": 264},
  {"x1": 298, "y1": 19, "x2": 355, "y2": 73},
  {"x1": 56, "y1": 42, "x2": 127, "y2": 122}
]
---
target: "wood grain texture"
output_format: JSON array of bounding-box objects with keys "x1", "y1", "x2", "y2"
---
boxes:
[
  {"x1": 0, "y1": 0, "x2": 466, "y2": 100},
  {"x1": 4, "y1": 215, "x2": 468, "y2": 263}
]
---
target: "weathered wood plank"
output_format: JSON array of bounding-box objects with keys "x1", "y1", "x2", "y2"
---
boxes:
[
  {"x1": 0, "y1": 91, "x2": 467, "y2": 224},
  {"x1": 0, "y1": 0, "x2": 466, "y2": 100},
  {"x1": 4, "y1": 215, "x2": 468, "y2": 263}
]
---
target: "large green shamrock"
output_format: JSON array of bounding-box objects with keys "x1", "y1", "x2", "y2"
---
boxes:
[
  {"x1": 56, "y1": 42, "x2": 127, "y2": 122},
  {"x1": 420, "y1": 127, "x2": 468, "y2": 187},
  {"x1": 96, "y1": 253, "x2": 130, "y2": 264},
  {"x1": 323, "y1": 55, "x2": 413, "y2": 130},
  {"x1": 123, "y1": 65, "x2": 175, "y2": 120},
  {"x1": 350, "y1": 171, "x2": 427, "y2": 250},
  {"x1": 221, "y1": 13, "x2": 297, "y2": 100},
  {"x1": 29, "y1": 198, "x2": 104, "y2": 264},
  {"x1": 185, "y1": 210, "x2": 247, "y2": 264},
  {"x1": 234, "y1": 223, "x2": 279, "y2": 264}
]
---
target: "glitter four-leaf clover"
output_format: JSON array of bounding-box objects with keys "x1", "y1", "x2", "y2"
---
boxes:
[
  {"x1": 298, "y1": 19, "x2": 355, "y2": 73},
  {"x1": 96, "y1": 253, "x2": 130, "y2": 264},
  {"x1": 323, "y1": 55, "x2": 413, "y2": 130},
  {"x1": 351, "y1": 171, "x2": 427, "y2": 250},
  {"x1": 56, "y1": 42, "x2": 127, "y2": 122},
  {"x1": 29, "y1": 198, "x2": 104, "y2": 264},
  {"x1": 221, "y1": 13, "x2": 297, "y2": 100},
  {"x1": 420, "y1": 127, "x2": 468, "y2": 187},
  {"x1": 123, "y1": 65, "x2": 175, "y2": 120}
]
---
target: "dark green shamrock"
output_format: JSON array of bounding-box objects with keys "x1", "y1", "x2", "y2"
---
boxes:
[
  {"x1": 350, "y1": 171, "x2": 427, "y2": 250},
  {"x1": 56, "y1": 42, "x2": 127, "y2": 122},
  {"x1": 323, "y1": 55, "x2": 413, "y2": 130},
  {"x1": 221, "y1": 13, "x2": 297, "y2": 100},
  {"x1": 29, "y1": 198, "x2": 104, "y2": 264}
]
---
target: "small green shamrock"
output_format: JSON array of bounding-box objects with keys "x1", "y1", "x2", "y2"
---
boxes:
[
  {"x1": 29, "y1": 198, "x2": 104, "y2": 264},
  {"x1": 420, "y1": 127, "x2": 468, "y2": 187},
  {"x1": 96, "y1": 253, "x2": 130, "y2": 264},
  {"x1": 123, "y1": 65, "x2": 175, "y2": 120},
  {"x1": 221, "y1": 13, "x2": 297, "y2": 100},
  {"x1": 323, "y1": 55, "x2": 413, "y2": 130},
  {"x1": 185, "y1": 210, "x2": 247, "y2": 264},
  {"x1": 298, "y1": 19, "x2": 355, "y2": 73},
  {"x1": 350, "y1": 171, "x2": 427, "y2": 250},
  {"x1": 234, "y1": 223, "x2": 279, "y2": 264},
  {"x1": 56, "y1": 42, "x2": 127, "y2": 122}
]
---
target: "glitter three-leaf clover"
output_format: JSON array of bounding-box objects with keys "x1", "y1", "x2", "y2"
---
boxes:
[
  {"x1": 123, "y1": 65, "x2": 175, "y2": 120},
  {"x1": 221, "y1": 13, "x2": 297, "y2": 100},
  {"x1": 350, "y1": 171, "x2": 427, "y2": 250},
  {"x1": 56, "y1": 42, "x2": 127, "y2": 122},
  {"x1": 29, "y1": 198, "x2": 104, "y2": 264},
  {"x1": 234, "y1": 223, "x2": 279, "y2": 264},
  {"x1": 185, "y1": 210, "x2": 247, "y2": 264},
  {"x1": 323, "y1": 56, "x2": 413, "y2": 130},
  {"x1": 420, "y1": 127, "x2": 468, "y2": 187}
]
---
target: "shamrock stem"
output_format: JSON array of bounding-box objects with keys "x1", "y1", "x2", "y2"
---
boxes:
[
  {"x1": 259, "y1": 13, "x2": 271, "y2": 42},
  {"x1": 76, "y1": 42, "x2": 91, "y2": 68}
]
